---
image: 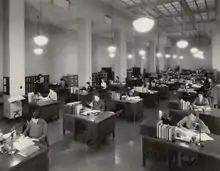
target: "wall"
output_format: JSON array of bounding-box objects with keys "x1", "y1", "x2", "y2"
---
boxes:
[
  {"x1": 0, "y1": 0, "x2": 3, "y2": 91},
  {"x1": 92, "y1": 35, "x2": 114, "y2": 73},
  {"x1": 25, "y1": 20, "x2": 53, "y2": 76},
  {"x1": 169, "y1": 46, "x2": 212, "y2": 70},
  {"x1": 50, "y1": 29, "x2": 78, "y2": 82}
]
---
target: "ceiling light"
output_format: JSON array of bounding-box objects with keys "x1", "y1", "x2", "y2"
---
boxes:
[
  {"x1": 165, "y1": 54, "x2": 171, "y2": 58},
  {"x1": 33, "y1": 48, "x2": 43, "y2": 55},
  {"x1": 142, "y1": 55, "x2": 146, "y2": 60},
  {"x1": 156, "y1": 52, "x2": 162, "y2": 58},
  {"x1": 139, "y1": 50, "x2": 146, "y2": 56},
  {"x1": 179, "y1": 56, "x2": 184, "y2": 60},
  {"x1": 109, "y1": 53, "x2": 115, "y2": 58},
  {"x1": 197, "y1": 51, "x2": 203, "y2": 56},
  {"x1": 190, "y1": 47, "x2": 199, "y2": 54},
  {"x1": 34, "y1": 35, "x2": 49, "y2": 46},
  {"x1": 176, "y1": 39, "x2": 188, "y2": 49},
  {"x1": 173, "y1": 55, "x2": 177, "y2": 59},
  {"x1": 200, "y1": 56, "x2": 204, "y2": 59},
  {"x1": 128, "y1": 54, "x2": 133, "y2": 59},
  {"x1": 133, "y1": 17, "x2": 155, "y2": 33},
  {"x1": 107, "y1": 45, "x2": 117, "y2": 53}
]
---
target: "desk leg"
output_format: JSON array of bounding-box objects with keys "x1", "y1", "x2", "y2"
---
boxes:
[
  {"x1": 63, "y1": 129, "x2": 66, "y2": 135},
  {"x1": 112, "y1": 130, "x2": 115, "y2": 139}
]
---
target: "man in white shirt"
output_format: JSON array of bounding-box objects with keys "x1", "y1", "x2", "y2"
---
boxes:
[
  {"x1": 47, "y1": 89, "x2": 57, "y2": 101},
  {"x1": 101, "y1": 79, "x2": 107, "y2": 89}
]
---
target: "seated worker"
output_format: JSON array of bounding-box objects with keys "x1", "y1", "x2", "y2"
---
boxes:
[
  {"x1": 46, "y1": 89, "x2": 57, "y2": 101},
  {"x1": 60, "y1": 78, "x2": 66, "y2": 89},
  {"x1": 101, "y1": 79, "x2": 107, "y2": 90},
  {"x1": 177, "y1": 106, "x2": 210, "y2": 134},
  {"x1": 192, "y1": 91, "x2": 209, "y2": 108},
  {"x1": 89, "y1": 94, "x2": 105, "y2": 111},
  {"x1": 24, "y1": 111, "x2": 48, "y2": 145},
  {"x1": 115, "y1": 76, "x2": 120, "y2": 83},
  {"x1": 37, "y1": 89, "x2": 57, "y2": 101},
  {"x1": 128, "y1": 88, "x2": 138, "y2": 97},
  {"x1": 86, "y1": 82, "x2": 93, "y2": 92}
]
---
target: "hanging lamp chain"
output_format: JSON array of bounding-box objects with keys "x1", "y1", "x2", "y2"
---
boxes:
[{"x1": 110, "y1": 0, "x2": 114, "y2": 45}]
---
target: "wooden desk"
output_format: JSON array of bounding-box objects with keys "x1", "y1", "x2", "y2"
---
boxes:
[
  {"x1": 152, "y1": 86, "x2": 169, "y2": 99},
  {"x1": 65, "y1": 92, "x2": 96, "y2": 105},
  {"x1": 140, "y1": 119, "x2": 220, "y2": 171},
  {"x1": 63, "y1": 112, "x2": 115, "y2": 145},
  {"x1": 169, "y1": 109, "x2": 220, "y2": 135},
  {"x1": 178, "y1": 89, "x2": 197, "y2": 103},
  {"x1": 22, "y1": 98, "x2": 60, "y2": 122},
  {"x1": 137, "y1": 92, "x2": 159, "y2": 108},
  {"x1": 106, "y1": 99, "x2": 143, "y2": 122},
  {"x1": 0, "y1": 143, "x2": 49, "y2": 171},
  {"x1": 109, "y1": 84, "x2": 127, "y2": 92}
]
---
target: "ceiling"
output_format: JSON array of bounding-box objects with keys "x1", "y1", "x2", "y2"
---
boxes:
[{"x1": 101, "y1": 0, "x2": 219, "y2": 40}]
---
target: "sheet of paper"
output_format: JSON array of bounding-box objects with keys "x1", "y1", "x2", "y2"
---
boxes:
[
  {"x1": 195, "y1": 133, "x2": 213, "y2": 141},
  {"x1": 13, "y1": 137, "x2": 35, "y2": 151}
]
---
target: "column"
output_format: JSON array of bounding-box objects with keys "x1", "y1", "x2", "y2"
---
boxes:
[
  {"x1": 0, "y1": 0, "x2": 3, "y2": 91},
  {"x1": 2, "y1": 0, "x2": 25, "y2": 96},
  {"x1": 147, "y1": 40, "x2": 156, "y2": 73},
  {"x1": 77, "y1": 18, "x2": 92, "y2": 86},
  {"x1": 212, "y1": 30, "x2": 220, "y2": 71},
  {"x1": 114, "y1": 30, "x2": 127, "y2": 81}
]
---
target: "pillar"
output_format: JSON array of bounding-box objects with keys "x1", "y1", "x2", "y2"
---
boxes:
[
  {"x1": 147, "y1": 40, "x2": 156, "y2": 73},
  {"x1": 77, "y1": 18, "x2": 92, "y2": 86},
  {"x1": 114, "y1": 31, "x2": 127, "y2": 81},
  {"x1": 212, "y1": 27, "x2": 220, "y2": 71},
  {"x1": 2, "y1": 0, "x2": 25, "y2": 96}
]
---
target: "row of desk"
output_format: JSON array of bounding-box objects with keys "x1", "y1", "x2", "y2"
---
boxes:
[{"x1": 140, "y1": 118, "x2": 220, "y2": 171}]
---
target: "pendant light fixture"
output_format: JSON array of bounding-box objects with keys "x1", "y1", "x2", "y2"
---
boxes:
[
  {"x1": 190, "y1": 47, "x2": 199, "y2": 54},
  {"x1": 133, "y1": 17, "x2": 155, "y2": 33},
  {"x1": 139, "y1": 49, "x2": 146, "y2": 56},
  {"x1": 33, "y1": 48, "x2": 43, "y2": 55},
  {"x1": 128, "y1": 54, "x2": 133, "y2": 59},
  {"x1": 34, "y1": 0, "x2": 49, "y2": 46},
  {"x1": 107, "y1": 0, "x2": 116, "y2": 54},
  {"x1": 176, "y1": 0, "x2": 188, "y2": 49},
  {"x1": 173, "y1": 55, "x2": 178, "y2": 59}
]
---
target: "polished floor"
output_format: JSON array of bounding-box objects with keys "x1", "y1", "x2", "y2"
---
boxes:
[{"x1": 0, "y1": 89, "x2": 219, "y2": 171}]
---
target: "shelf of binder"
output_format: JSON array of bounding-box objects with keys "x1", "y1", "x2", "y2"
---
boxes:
[
  {"x1": 156, "y1": 120, "x2": 175, "y2": 142},
  {"x1": 179, "y1": 99, "x2": 190, "y2": 110},
  {"x1": 3, "y1": 95, "x2": 25, "y2": 119}
]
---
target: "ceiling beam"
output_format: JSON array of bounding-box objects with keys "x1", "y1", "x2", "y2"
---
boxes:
[
  {"x1": 126, "y1": 0, "x2": 180, "y2": 10},
  {"x1": 154, "y1": 8, "x2": 215, "y2": 19}
]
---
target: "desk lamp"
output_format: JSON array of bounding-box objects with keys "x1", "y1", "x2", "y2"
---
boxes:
[{"x1": 195, "y1": 110, "x2": 203, "y2": 147}]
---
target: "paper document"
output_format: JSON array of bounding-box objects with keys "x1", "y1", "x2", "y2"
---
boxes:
[
  {"x1": 13, "y1": 136, "x2": 35, "y2": 151},
  {"x1": 195, "y1": 133, "x2": 213, "y2": 141}
]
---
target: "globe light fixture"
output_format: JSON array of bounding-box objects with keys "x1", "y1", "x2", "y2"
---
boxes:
[
  {"x1": 139, "y1": 50, "x2": 146, "y2": 56},
  {"x1": 107, "y1": 45, "x2": 117, "y2": 53},
  {"x1": 165, "y1": 54, "x2": 171, "y2": 59},
  {"x1": 173, "y1": 55, "x2": 177, "y2": 59},
  {"x1": 109, "y1": 53, "x2": 115, "y2": 58},
  {"x1": 190, "y1": 47, "x2": 199, "y2": 54},
  {"x1": 179, "y1": 56, "x2": 184, "y2": 60},
  {"x1": 34, "y1": 35, "x2": 49, "y2": 46},
  {"x1": 142, "y1": 55, "x2": 146, "y2": 60},
  {"x1": 197, "y1": 51, "x2": 203, "y2": 56},
  {"x1": 128, "y1": 54, "x2": 133, "y2": 59},
  {"x1": 33, "y1": 48, "x2": 43, "y2": 55},
  {"x1": 133, "y1": 17, "x2": 155, "y2": 33},
  {"x1": 176, "y1": 39, "x2": 189, "y2": 49},
  {"x1": 200, "y1": 56, "x2": 204, "y2": 59},
  {"x1": 156, "y1": 52, "x2": 162, "y2": 58}
]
